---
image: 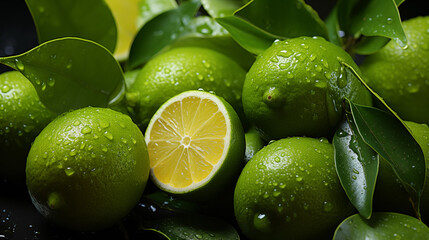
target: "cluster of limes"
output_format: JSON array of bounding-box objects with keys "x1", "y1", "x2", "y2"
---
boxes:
[{"x1": 1, "y1": 5, "x2": 429, "y2": 239}]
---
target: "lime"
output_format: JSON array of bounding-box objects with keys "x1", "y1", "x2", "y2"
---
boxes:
[
  {"x1": 242, "y1": 36, "x2": 372, "y2": 140},
  {"x1": 26, "y1": 107, "x2": 150, "y2": 231},
  {"x1": 126, "y1": 47, "x2": 247, "y2": 129},
  {"x1": 373, "y1": 121, "x2": 429, "y2": 221},
  {"x1": 0, "y1": 71, "x2": 56, "y2": 182},
  {"x1": 244, "y1": 127, "x2": 265, "y2": 163},
  {"x1": 234, "y1": 137, "x2": 355, "y2": 240},
  {"x1": 144, "y1": 90, "x2": 245, "y2": 202},
  {"x1": 360, "y1": 16, "x2": 429, "y2": 124}
]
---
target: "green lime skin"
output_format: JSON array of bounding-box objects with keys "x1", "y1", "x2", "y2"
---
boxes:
[
  {"x1": 373, "y1": 121, "x2": 429, "y2": 222},
  {"x1": 242, "y1": 36, "x2": 372, "y2": 141},
  {"x1": 126, "y1": 47, "x2": 247, "y2": 130},
  {"x1": 0, "y1": 71, "x2": 56, "y2": 182},
  {"x1": 26, "y1": 107, "x2": 150, "y2": 231},
  {"x1": 360, "y1": 16, "x2": 429, "y2": 124},
  {"x1": 244, "y1": 126, "x2": 265, "y2": 163},
  {"x1": 234, "y1": 137, "x2": 355, "y2": 240}
]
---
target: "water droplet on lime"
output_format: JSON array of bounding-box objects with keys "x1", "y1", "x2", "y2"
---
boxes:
[
  {"x1": 15, "y1": 60, "x2": 25, "y2": 71},
  {"x1": 64, "y1": 167, "x2": 75, "y2": 176},
  {"x1": 323, "y1": 202, "x2": 333, "y2": 212},
  {"x1": 253, "y1": 213, "x2": 272, "y2": 233},
  {"x1": 81, "y1": 126, "x2": 92, "y2": 134}
]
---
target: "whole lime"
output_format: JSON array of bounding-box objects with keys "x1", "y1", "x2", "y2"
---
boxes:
[
  {"x1": 244, "y1": 126, "x2": 265, "y2": 163},
  {"x1": 242, "y1": 36, "x2": 372, "y2": 140},
  {"x1": 0, "y1": 71, "x2": 56, "y2": 182},
  {"x1": 373, "y1": 121, "x2": 429, "y2": 222},
  {"x1": 234, "y1": 137, "x2": 355, "y2": 240},
  {"x1": 126, "y1": 47, "x2": 247, "y2": 129},
  {"x1": 26, "y1": 107, "x2": 150, "y2": 231},
  {"x1": 360, "y1": 16, "x2": 429, "y2": 124}
]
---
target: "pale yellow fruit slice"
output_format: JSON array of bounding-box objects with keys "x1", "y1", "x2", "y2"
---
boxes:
[{"x1": 145, "y1": 90, "x2": 245, "y2": 198}]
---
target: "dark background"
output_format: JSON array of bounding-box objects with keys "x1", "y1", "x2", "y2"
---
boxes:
[{"x1": 0, "y1": 1, "x2": 427, "y2": 239}]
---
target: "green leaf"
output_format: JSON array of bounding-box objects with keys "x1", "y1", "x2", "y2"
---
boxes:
[
  {"x1": 0, "y1": 37, "x2": 124, "y2": 114},
  {"x1": 333, "y1": 212, "x2": 429, "y2": 239},
  {"x1": 353, "y1": 36, "x2": 390, "y2": 55},
  {"x1": 137, "y1": 0, "x2": 178, "y2": 29},
  {"x1": 144, "y1": 191, "x2": 200, "y2": 214},
  {"x1": 164, "y1": 16, "x2": 255, "y2": 70},
  {"x1": 235, "y1": 0, "x2": 328, "y2": 39},
  {"x1": 348, "y1": 0, "x2": 407, "y2": 48},
  {"x1": 325, "y1": 5, "x2": 342, "y2": 47},
  {"x1": 340, "y1": 60, "x2": 401, "y2": 124},
  {"x1": 25, "y1": 0, "x2": 117, "y2": 53},
  {"x1": 201, "y1": 0, "x2": 247, "y2": 18},
  {"x1": 348, "y1": 101, "x2": 425, "y2": 214},
  {"x1": 336, "y1": 0, "x2": 360, "y2": 34},
  {"x1": 128, "y1": 0, "x2": 201, "y2": 69},
  {"x1": 333, "y1": 118, "x2": 378, "y2": 219},
  {"x1": 215, "y1": 16, "x2": 279, "y2": 55},
  {"x1": 141, "y1": 214, "x2": 240, "y2": 240}
]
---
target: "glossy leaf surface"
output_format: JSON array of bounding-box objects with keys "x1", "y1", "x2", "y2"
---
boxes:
[
  {"x1": 167, "y1": 16, "x2": 255, "y2": 69},
  {"x1": 0, "y1": 38, "x2": 124, "y2": 114},
  {"x1": 353, "y1": 36, "x2": 390, "y2": 55},
  {"x1": 25, "y1": 0, "x2": 117, "y2": 53},
  {"x1": 349, "y1": 102, "x2": 425, "y2": 210},
  {"x1": 215, "y1": 16, "x2": 278, "y2": 55},
  {"x1": 201, "y1": 0, "x2": 247, "y2": 18},
  {"x1": 142, "y1": 214, "x2": 240, "y2": 240},
  {"x1": 334, "y1": 119, "x2": 378, "y2": 219},
  {"x1": 128, "y1": 0, "x2": 200, "y2": 69},
  {"x1": 349, "y1": 0, "x2": 407, "y2": 47},
  {"x1": 333, "y1": 212, "x2": 429, "y2": 239},
  {"x1": 235, "y1": 0, "x2": 328, "y2": 39},
  {"x1": 137, "y1": 0, "x2": 177, "y2": 28}
]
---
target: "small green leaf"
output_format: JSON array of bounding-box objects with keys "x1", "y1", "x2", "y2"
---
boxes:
[
  {"x1": 137, "y1": 0, "x2": 178, "y2": 28},
  {"x1": 141, "y1": 214, "x2": 240, "y2": 240},
  {"x1": 201, "y1": 0, "x2": 247, "y2": 18},
  {"x1": 235, "y1": 0, "x2": 328, "y2": 39},
  {"x1": 348, "y1": 0, "x2": 407, "y2": 48},
  {"x1": 353, "y1": 36, "x2": 390, "y2": 55},
  {"x1": 128, "y1": 0, "x2": 201, "y2": 69},
  {"x1": 349, "y1": 101, "x2": 425, "y2": 214},
  {"x1": 165, "y1": 16, "x2": 255, "y2": 70},
  {"x1": 215, "y1": 16, "x2": 279, "y2": 55},
  {"x1": 333, "y1": 118, "x2": 378, "y2": 219},
  {"x1": 333, "y1": 212, "x2": 429, "y2": 239},
  {"x1": 25, "y1": 0, "x2": 117, "y2": 53},
  {"x1": 0, "y1": 37, "x2": 124, "y2": 114}
]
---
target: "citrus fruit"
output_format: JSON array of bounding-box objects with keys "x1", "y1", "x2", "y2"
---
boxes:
[
  {"x1": 333, "y1": 212, "x2": 429, "y2": 239},
  {"x1": 104, "y1": 0, "x2": 141, "y2": 61},
  {"x1": 234, "y1": 137, "x2": 355, "y2": 240},
  {"x1": 126, "y1": 47, "x2": 247, "y2": 129},
  {"x1": 244, "y1": 126, "x2": 265, "y2": 163},
  {"x1": 0, "y1": 71, "x2": 56, "y2": 182},
  {"x1": 373, "y1": 121, "x2": 429, "y2": 221},
  {"x1": 242, "y1": 36, "x2": 372, "y2": 140},
  {"x1": 26, "y1": 107, "x2": 150, "y2": 231},
  {"x1": 144, "y1": 90, "x2": 245, "y2": 202},
  {"x1": 360, "y1": 16, "x2": 429, "y2": 124}
]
